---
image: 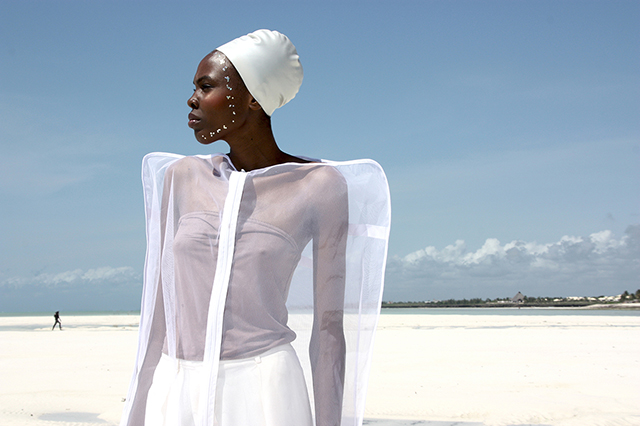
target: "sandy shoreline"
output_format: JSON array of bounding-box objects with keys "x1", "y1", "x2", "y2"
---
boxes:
[{"x1": 1, "y1": 312, "x2": 638, "y2": 426}]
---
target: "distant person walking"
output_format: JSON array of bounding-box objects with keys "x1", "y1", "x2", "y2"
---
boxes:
[{"x1": 52, "y1": 311, "x2": 62, "y2": 330}]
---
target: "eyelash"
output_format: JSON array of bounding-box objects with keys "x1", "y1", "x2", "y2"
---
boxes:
[{"x1": 193, "y1": 84, "x2": 213, "y2": 92}]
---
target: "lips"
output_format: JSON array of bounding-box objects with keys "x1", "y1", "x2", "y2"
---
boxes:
[{"x1": 188, "y1": 112, "x2": 201, "y2": 128}]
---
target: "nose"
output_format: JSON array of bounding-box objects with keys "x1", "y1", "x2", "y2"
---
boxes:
[{"x1": 188, "y1": 94, "x2": 198, "y2": 109}]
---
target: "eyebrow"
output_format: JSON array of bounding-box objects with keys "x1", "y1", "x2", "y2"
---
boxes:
[{"x1": 194, "y1": 75, "x2": 216, "y2": 85}]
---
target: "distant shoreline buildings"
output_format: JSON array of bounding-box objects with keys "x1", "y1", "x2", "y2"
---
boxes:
[{"x1": 383, "y1": 290, "x2": 640, "y2": 308}]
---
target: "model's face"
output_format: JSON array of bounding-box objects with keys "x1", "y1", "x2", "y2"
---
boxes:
[{"x1": 187, "y1": 52, "x2": 246, "y2": 144}]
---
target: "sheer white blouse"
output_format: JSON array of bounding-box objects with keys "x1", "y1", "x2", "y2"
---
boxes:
[{"x1": 121, "y1": 153, "x2": 390, "y2": 426}]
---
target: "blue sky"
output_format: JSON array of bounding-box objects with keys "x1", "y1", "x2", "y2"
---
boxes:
[{"x1": 1, "y1": 0, "x2": 638, "y2": 311}]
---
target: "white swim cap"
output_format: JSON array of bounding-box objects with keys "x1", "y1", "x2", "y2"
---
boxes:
[{"x1": 216, "y1": 29, "x2": 303, "y2": 116}]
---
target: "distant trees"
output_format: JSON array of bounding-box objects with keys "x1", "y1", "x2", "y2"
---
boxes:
[
  {"x1": 382, "y1": 290, "x2": 640, "y2": 308},
  {"x1": 621, "y1": 289, "x2": 640, "y2": 301}
]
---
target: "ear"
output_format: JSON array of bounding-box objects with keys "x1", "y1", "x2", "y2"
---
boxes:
[{"x1": 248, "y1": 97, "x2": 263, "y2": 111}]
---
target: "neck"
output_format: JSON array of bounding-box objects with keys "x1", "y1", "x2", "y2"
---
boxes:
[{"x1": 225, "y1": 116, "x2": 306, "y2": 171}]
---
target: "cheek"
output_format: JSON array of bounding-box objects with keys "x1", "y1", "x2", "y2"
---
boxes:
[
  {"x1": 203, "y1": 92, "x2": 238, "y2": 139},
  {"x1": 205, "y1": 93, "x2": 230, "y2": 109}
]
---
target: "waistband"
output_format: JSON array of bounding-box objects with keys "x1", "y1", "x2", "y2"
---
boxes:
[{"x1": 160, "y1": 342, "x2": 296, "y2": 370}]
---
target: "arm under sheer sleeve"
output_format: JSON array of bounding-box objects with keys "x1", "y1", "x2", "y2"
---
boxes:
[
  {"x1": 123, "y1": 161, "x2": 179, "y2": 425},
  {"x1": 124, "y1": 280, "x2": 166, "y2": 424},
  {"x1": 309, "y1": 168, "x2": 349, "y2": 426}
]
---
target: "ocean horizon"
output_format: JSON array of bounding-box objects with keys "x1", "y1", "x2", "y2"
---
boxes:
[{"x1": 2, "y1": 306, "x2": 639, "y2": 318}]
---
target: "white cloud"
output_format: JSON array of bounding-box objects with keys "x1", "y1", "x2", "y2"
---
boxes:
[
  {"x1": 82, "y1": 266, "x2": 137, "y2": 282},
  {"x1": 384, "y1": 225, "x2": 640, "y2": 301},
  {"x1": 0, "y1": 266, "x2": 142, "y2": 312},
  {"x1": 3, "y1": 227, "x2": 639, "y2": 310},
  {"x1": 1, "y1": 266, "x2": 138, "y2": 288}
]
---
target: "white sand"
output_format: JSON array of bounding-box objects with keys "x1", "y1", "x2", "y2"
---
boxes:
[{"x1": 0, "y1": 311, "x2": 638, "y2": 426}]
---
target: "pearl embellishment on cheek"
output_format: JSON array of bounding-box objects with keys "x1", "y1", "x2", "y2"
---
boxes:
[{"x1": 204, "y1": 52, "x2": 237, "y2": 137}]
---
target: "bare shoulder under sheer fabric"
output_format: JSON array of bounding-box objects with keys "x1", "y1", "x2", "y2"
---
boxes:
[{"x1": 120, "y1": 153, "x2": 390, "y2": 426}]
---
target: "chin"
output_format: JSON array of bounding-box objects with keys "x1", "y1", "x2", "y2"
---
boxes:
[{"x1": 195, "y1": 132, "x2": 216, "y2": 145}]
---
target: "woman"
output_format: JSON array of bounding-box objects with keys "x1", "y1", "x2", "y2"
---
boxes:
[{"x1": 121, "y1": 30, "x2": 390, "y2": 426}]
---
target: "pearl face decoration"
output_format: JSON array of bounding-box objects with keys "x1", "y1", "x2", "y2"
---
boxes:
[
  {"x1": 192, "y1": 51, "x2": 243, "y2": 145},
  {"x1": 201, "y1": 51, "x2": 238, "y2": 139}
]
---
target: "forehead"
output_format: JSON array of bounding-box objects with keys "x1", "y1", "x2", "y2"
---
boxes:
[{"x1": 194, "y1": 52, "x2": 229, "y2": 81}]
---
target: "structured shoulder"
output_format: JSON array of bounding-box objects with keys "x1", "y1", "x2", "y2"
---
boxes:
[
  {"x1": 304, "y1": 164, "x2": 347, "y2": 192},
  {"x1": 301, "y1": 165, "x2": 348, "y2": 216},
  {"x1": 167, "y1": 156, "x2": 208, "y2": 174},
  {"x1": 165, "y1": 156, "x2": 212, "y2": 183}
]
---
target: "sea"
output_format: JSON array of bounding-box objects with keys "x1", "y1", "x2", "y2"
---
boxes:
[{"x1": 2, "y1": 307, "x2": 639, "y2": 318}]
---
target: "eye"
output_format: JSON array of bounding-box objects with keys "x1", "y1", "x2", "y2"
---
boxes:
[{"x1": 193, "y1": 83, "x2": 213, "y2": 93}]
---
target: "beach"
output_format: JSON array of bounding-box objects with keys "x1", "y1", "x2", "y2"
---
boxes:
[{"x1": 1, "y1": 310, "x2": 638, "y2": 426}]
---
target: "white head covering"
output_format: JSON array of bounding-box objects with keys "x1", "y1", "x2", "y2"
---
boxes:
[{"x1": 216, "y1": 29, "x2": 303, "y2": 116}]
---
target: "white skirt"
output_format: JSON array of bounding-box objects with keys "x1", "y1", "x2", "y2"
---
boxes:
[{"x1": 145, "y1": 343, "x2": 313, "y2": 426}]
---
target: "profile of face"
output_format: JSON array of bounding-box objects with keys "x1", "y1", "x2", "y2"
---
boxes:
[{"x1": 187, "y1": 51, "x2": 251, "y2": 144}]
